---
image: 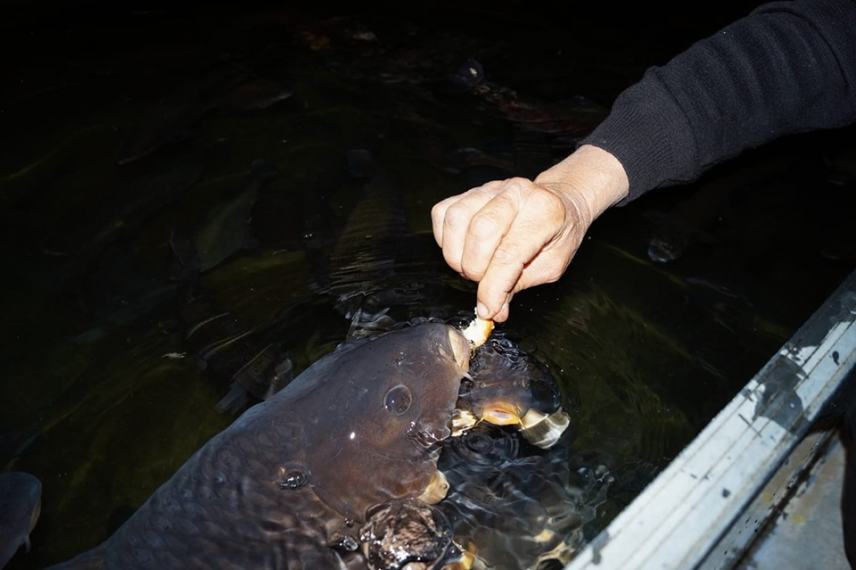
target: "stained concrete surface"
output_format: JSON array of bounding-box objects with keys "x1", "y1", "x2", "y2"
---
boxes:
[{"x1": 738, "y1": 432, "x2": 851, "y2": 570}]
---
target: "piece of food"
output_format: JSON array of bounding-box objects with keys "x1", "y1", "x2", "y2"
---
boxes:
[{"x1": 460, "y1": 312, "x2": 494, "y2": 348}]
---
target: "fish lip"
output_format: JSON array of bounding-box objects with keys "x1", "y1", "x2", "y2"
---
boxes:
[
  {"x1": 447, "y1": 328, "x2": 470, "y2": 372},
  {"x1": 408, "y1": 420, "x2": 449, "y2": 453}
]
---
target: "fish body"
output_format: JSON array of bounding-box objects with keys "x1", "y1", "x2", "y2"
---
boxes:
[
  {"x1": 51, "y1": 323, "x2": 470, "y2": 569},
  {"x1": 0, "y1": 471, "x2": 42, "y2": 569}
]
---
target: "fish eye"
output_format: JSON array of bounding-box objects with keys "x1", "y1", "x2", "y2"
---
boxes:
[{"x1": 384, "y1": 384, "x2": 412, "y2": 415}]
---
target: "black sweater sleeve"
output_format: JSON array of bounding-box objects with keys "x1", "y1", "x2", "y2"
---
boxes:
[{"x1": 581, "y1": 0, "x2": 856, "y2": 203}]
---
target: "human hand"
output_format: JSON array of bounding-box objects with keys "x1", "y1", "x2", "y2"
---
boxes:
[{"x1": 431, "y1": 145, "x2": 629, "y2": 322}]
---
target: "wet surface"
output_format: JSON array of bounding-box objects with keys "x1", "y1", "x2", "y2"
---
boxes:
[
  {"x1": 1, "y1": 2, "x2": 855, "y2": 568},
  {"x1": 47, "y1": 323, "x2": 468, "y2": 569}
]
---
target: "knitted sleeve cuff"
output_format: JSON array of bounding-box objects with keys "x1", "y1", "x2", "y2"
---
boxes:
[{"x1": 580, "y1": 69, "x2": 698, "y2": 205}]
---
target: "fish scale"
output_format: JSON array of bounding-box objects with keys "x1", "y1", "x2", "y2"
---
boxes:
[{"x1": 49, "y1": 324, "x2": 469, "y2": 570}]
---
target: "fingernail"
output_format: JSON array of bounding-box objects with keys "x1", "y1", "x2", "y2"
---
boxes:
[{"x1": 477, "y1": 303, "x2": 489, "y2": 318}]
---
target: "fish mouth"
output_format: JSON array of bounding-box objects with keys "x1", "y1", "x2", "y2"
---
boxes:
[
  {"x1": 447, "y1": 328, "x2": 471, "y2": 372},
  {"x1": 479, "y1": 401, "x2": 523, "y2": 426},
  {"x1": 408, "y1": 419, "x2": 450, "y2": 453}
]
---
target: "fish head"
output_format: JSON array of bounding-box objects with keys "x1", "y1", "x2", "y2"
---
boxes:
[
  {"x1": 453, "y1": 337, "x2": 570, "y2": 449},
  {"x1": 459, "y1": 338, "x2": 562, "y2": 422},
  {"x1": 366, "y1": 323, "x2": 470, "y2": 451},
  {"x1": 302, "y1": 323, "x2": 470, "y2": 522}
]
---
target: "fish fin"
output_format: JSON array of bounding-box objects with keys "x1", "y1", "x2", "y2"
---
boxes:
[
  {"x1": 216, "y1": 384, "x2": 250, "y2": 414},
  {"x1": 264, "y1": 357, "x2": 294, "y2": 399},
  {"x1": 519, "y1": 408, "x2": 571, "y2": 449}
]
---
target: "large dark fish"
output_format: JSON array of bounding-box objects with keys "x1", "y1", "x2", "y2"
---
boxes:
[
  {"x1": 50, "y1": 323, "x2": 470, "y2": 569},
  {"x1": 0, "y1": 472, "x2": 42, "y2": 569}
]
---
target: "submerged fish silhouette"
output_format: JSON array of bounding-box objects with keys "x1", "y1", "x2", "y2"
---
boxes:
[
  {"x1": 191, "y1": 160, "x2": 276, "y2": 273},
  {"x1": 117, "y1": 70, "x2": 292, "y2": 166},
  {"x1": 0, "y1": 472, "x2": 42, "y2": 569}
]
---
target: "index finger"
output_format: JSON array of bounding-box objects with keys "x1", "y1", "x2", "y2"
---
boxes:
[{"x1": 477, "y1": 218, "x2": 559, "y2": 318}]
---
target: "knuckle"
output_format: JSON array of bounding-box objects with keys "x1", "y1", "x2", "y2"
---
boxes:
[
  {"x1": 492, "y1": 245, "x2": 522, "y2": 266},
  {"x1": 471, "y1": 182, "x2": 498, "y2": 198},
  {"x1": 534, "y1": 186, "x2": 562, "y2": 210},
  {"x1": 535, "y1": 190, "x2": 566, "y2": 225},
  {"x1": 468, "y1": 213, "x2": 498, "y2": 240},
  {"x1": 444, "y1": 204, "x2": 470, "y2": 227},
  {"x1": 503, "y1": 177, "x2": 530, "y2": 195}
]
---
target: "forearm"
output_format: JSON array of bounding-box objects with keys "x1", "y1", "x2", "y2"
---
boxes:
[{"x1": 582, "y1": 0, "x2": 856, "y2": 203}]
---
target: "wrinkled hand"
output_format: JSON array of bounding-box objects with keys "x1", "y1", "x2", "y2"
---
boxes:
[
  {"x1": 431, "y1": 145, "x2": 629, "y2": 322},
  {"x1": 432, "y1": 177, "x2": 590, "y2": 322}
]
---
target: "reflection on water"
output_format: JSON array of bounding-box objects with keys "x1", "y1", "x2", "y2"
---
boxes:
[{"x1": 2, "y1": 3, "x2": 855, "y2": 568}]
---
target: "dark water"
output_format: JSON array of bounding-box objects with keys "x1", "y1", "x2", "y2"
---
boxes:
[{"x1": 2, "y1": 2, "x2": 855, "y2": 567}]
